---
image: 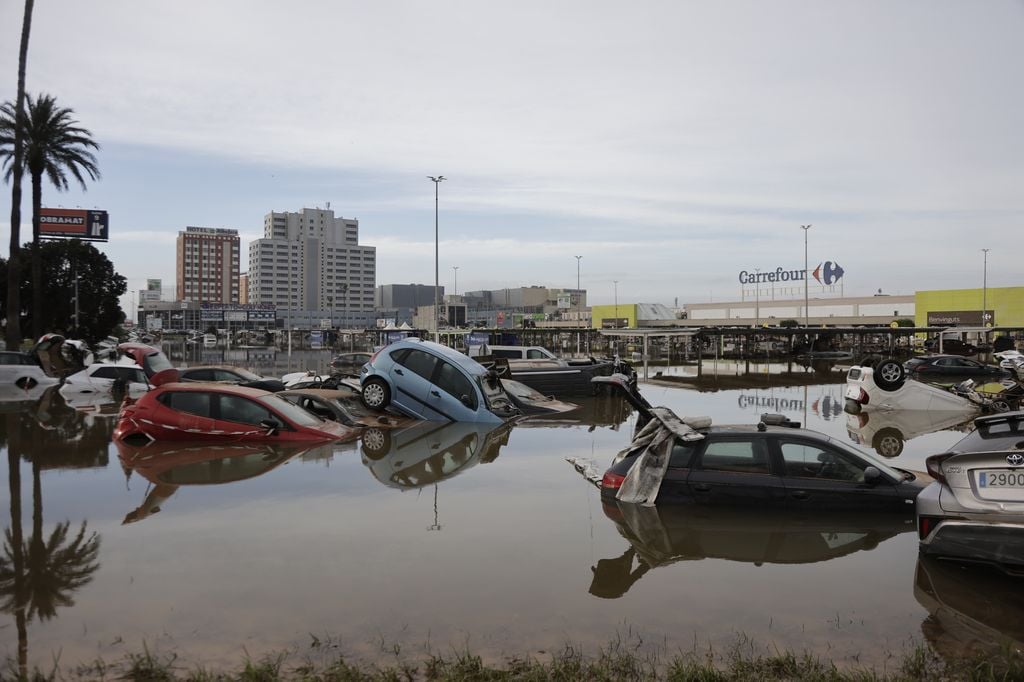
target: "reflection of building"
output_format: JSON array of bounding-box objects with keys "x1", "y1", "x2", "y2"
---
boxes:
[
  {"x1": 248, "y1": 207, "x2": 377, "y2": 323},
  {"x1": 176, "y1": 226, "x2": 240, "y2": 304}
]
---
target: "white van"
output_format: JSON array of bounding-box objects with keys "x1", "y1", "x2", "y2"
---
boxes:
[{"x1": 470, "y1": 345, "x2": 558, "y2": 360}]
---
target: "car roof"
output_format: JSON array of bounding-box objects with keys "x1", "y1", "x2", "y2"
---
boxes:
[
  {"x1": 180, "y1": 365, "x2": 251, "y2": 372},
  {"x1": 392, "y1": 339, "x2": 487, "y2": 376},
  {"x1": 278, "y1": 389, "x2": 353, "y2": 400},
  {"x1": 950, "y1": 411, "x2": 1024, "y2": 452},
  {"x1": 152, "y1": 382, "x2": 274, "y2": 399}
]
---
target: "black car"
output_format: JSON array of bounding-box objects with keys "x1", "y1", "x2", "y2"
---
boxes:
[
  {"x1": 904, "y1": 355, "x2": 1009, "y2": 379},
  {"x1": 178, "y1": 365, "x2": 286, "y2": 392},
  {"x1": 923, "y1": 338, "x2": 977, "y2": 356},
  {"x1": 600, "y1": 414, "x2": 925, "y2": 511}
]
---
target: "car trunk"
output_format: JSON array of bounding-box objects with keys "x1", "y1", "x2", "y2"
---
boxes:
[{"x1": 938, "y1": 451, "x2": 1024, "y2": 512}]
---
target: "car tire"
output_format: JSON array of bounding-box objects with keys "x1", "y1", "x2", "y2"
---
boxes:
[
  {"x1": 991, "y1": 399, "x2": 1013, "y2": 413},
  {"x1": 15, "y1": 377, "x2": 37, "y2": 389},
  {"x1": 873, "y1": 360, "x2": 906, "y2": 392},
  {"x1": 361, "y1": 377, "x2": 391, "y2": 410},
  {"x1": 872, "y1": 427, "x2": 905, "y2": 458},
  {"x1": 361, "y1": 427, "x2": 392, "y2": 460}
]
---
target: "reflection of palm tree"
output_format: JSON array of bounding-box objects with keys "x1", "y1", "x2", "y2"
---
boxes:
[{"x1": 0, "y1": 426, "x2": 100, "y2": 676}]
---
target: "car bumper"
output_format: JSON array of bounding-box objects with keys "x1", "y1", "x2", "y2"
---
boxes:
[{"x1": 918, "y1": 483, "x2": 1024, "y2": 572}]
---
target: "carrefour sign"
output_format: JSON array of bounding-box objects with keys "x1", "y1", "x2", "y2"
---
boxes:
[{"x1": 739, "y1": 261, "x2": 845, "y2": 286}]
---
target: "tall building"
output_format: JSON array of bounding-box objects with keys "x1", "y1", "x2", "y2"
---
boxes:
[
  {"x1": 176, "y1": 227, "x2": 240, "y2": 303},
  {"x1": 247, "y1": 208, "x2": 376, "y2": 318},
  {"x1": 376, "y1": 283, "x2": 443, "y2": 309}
]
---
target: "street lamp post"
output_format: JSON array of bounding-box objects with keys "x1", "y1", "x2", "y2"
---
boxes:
[
  {"x1": 982, "y1": 248, "x2": 990, "y2": 326},
  {"x1": 613, "y1": 280, "x2": 619, "y2": 328},
  {"x1": 575, "y1": 255, "x2": 583, "y2": 354},
  {"x1": 801, "y1": 224, "x2": 812, "y2": 328},
  {"x1": 452, "y1": 266, "x2": 459, "y2": 296},
  {"x1": 428, "y1": 175, "x2": 446, "y2": 341},
  {"x1": 754, "y1": 267, "x2": 760, "y2": 328}
]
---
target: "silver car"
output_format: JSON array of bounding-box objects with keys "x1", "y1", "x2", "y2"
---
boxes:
[{"x1": 917, "y1": 411, "x2": 1024, "y2": 573}]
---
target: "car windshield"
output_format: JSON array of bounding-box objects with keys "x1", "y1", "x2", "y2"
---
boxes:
[
  {"x1": 256, "y1": 393, "x2": 328, "y2": 427},
  {"x1": 828, "y1": 436, "x2": 911, "y2": 480}
]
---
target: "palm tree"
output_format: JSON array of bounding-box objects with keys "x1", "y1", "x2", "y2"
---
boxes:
[
  {"x1": 0, "y1": 93, "x2": 100, "y2": 338},
  {"x1": 2, "y1": 0, "x2": 36, "y2": 348}
]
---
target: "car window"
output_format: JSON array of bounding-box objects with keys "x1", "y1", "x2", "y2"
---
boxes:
[
  {"x1": 400, "y1": 349, "x2": 439, "y2": 380},
  {"x1": 779, "y1": 440, "x2": 867, "y2": 483},
  {"x1": 143, "y1": 352, "x2": 174, "y2": 375},
  {"x1": 161, "y1": 391, "x2": 213, "y2": 417},
  {"x1": 389, "y1": 348, "x2": 410, "y2": 364},
  {"x1": 117, "y1": 367, "x2": 146, "y2": 383},
  {"x1": 214, "y1": 369, "x2": 242, "y2": 382},
  {"x1": 92, "y1": 366, "x2": 119, "y2": 379},
  {"x1": 434, "y1": 361, "x2": 477, "y2": 408},
  {"x1": 492, "y1": 349, "x2": 521, "y2": 359},
  {"x1": 256, "y1": 393, "x2": 324, "y2": 427},
  {"x1": 184, "y1": 368, "x2": 214, "y2": 381},
  {"x1": 527, "y1": 349, "x2": 549, "y2": 359},
  {"x1": 698, "y1": 439, "x2": 770, "y2": 474},
  {"x1": 935, "y1": 358, "x2": 954, "y2": 367},
  {"x1": 218, "y1": 394, "x2": 275, "y2": 426},
  {"x1": 668, "y1": 440, "x2": 696, "y2": 468}
]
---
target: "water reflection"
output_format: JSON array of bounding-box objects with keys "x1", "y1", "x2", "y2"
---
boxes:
[
  {"x1": 117, "y1": 441, "x2": 330, "y2": 523},
  {"x1": 915, "y1": 556, "x2": 1024, "y2": 660},
  {"x1": 361, "y1": 421, "x2": 514, "y2": 490},
  {"x1": 591, "y1": 502, "x2": 913, "y2": 599},
  {"x1": 517, "y1": 392, "x2": 635, "y2": 431},
  {"x1": 845, "y1": 410, "x2": 976, "y2": 458}
]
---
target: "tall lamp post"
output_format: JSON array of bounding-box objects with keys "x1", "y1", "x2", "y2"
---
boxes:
[
  {"x1": 982, "y1": 248, "x2": 990, "y2": 326},
  {"x1": 754, "y1": 267, "x2": 760, "y2": 328},
  {"x1": 451, "y1": 266, "x2": 459, "y2": 296},
  {"x1": 428, "y1": 175, "x2": 446, "y2": 341},
  {"x1": 801, "y1": 224, "x2": 812, "y2": 328},
  {"x1": 575, "y1": 255, "x2": 583, "y2": 354},
  {"x1": 613, "y1": 280, "x2": 619, "y2": 328}
]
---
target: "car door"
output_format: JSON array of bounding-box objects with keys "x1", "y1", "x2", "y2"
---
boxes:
[
  {"x1": 773, "y1": 436, "x2": 902, "y2": 511},
  {"x1": 156, "y1": 390, "x2": 219, "y2": 433},
  {"x1": 656, "y1": 438, "x2": 701, "y2": 504},
  {"x1": 389, "y1": 348, "x2": 439, "y2": 418},
  {"x1": 426, "y1": 359, "x2": 480, "y2": 421},
  {"x1": 685, "y1": 436, "x2": 786, "y2": 507}
]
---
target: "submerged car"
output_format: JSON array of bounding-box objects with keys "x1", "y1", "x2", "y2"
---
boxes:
[
  {"x1": 277, "y1": 388, "x2": 418, "y2": 430},
  {"x1": 0, "y1": 350, "x2": 58, "y2": 390},
  {"x1": 846, "y1": 407, "x2": 977, "y2": 458},
  {"x1": 59, "y1": 363, "x2": 151, "y2": 400},
  {"x1": 917, "y1": 411, "x2": 1024, "y2": 573},
  {"x1": 600, "y1": 411, "x2": 925, "y2": 510},
  {"x1": 178, "y1": 365, "x2": 286, "y2": 392},
  {"x1": 114, "y1": 371, "x2": 356, "y2": 443},
  {"x1": 359, "y1": 338, "x2": 519, "y2": 423},
  {"x1": 844, "y1": 362, "x2": 984, "y2": 414}
]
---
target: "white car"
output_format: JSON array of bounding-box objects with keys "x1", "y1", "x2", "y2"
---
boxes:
[
  {"x1": 844, "y1": 361, "x2": 981, "y2": 414},
  {"x1": 59, "y1": 363, "x2": 150, "y2": 401},
  {"x1": 846, "y1": 407, "x2": 977, "y2": 458},
  {"x1": 0, "y1": 351, "x2": 58, "y2": 391}
]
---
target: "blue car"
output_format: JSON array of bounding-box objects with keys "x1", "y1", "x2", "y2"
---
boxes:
[{"x1": 359, "y1": 338, "x2": 519, "y2": 423}]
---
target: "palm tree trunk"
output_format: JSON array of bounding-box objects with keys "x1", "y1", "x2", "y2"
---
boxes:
[
  {"x1": 6, "y1": 0, "x2": 35, "y2": 349},
  {"x1": 31, "y1": 174, "x2": 43, "y2": 338},
  {"x1": 7, "y1": 416, "x2": 28, "y2": 677}
]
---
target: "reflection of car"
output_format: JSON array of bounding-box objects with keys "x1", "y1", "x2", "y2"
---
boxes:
[
  {"x1": 905, "y1": 355, "x2": 1008, "y2": 379},
  {"x1": 592, "y1": 502, "x2": 913, "y2": 598},
  {"x1": 330, "y1": 352, "x2": 372, "y2": 372},
  {"x1": 361, "y1": 420, "x2": 513, "y2": 488},
  {"x1": 845, "y1": 408, "x2": 977, "y2": 458},
  {"x1": 914, "y1": 555, "x2": 1024, "y2": 661},
  {"x1": 601, "y1": 415, "x2": 925, "y2": 510},
  {"x1": 116, "y1": 440, "x2": 315, "y2": 523},
  {"x1": 359, "y1": 338, "x2": 518, "y2": 423},
  {"x1": 924, "y1": 338, "x2": 977, "y2": 356},
  {"x1": 917, "y1": 411, "x2": 1024, "y2": 573},
  {"x1": 179, "y1": 365, "x2": 286, "y2": 392},
  {"x1": 0, "y1": 351, "x2": 58, "y2": 390},
  {"x1": 114, "y1": 375, "x2": 357, "y2": 443},
  {"x1": 59, "y1": 363, "x2": 150, "y2": 400},
  {"x1": 844, "y1": 363, "x2": 982, "y2": 414}
]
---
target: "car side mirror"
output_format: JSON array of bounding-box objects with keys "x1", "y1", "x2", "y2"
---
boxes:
[
  {"x1": 260, "y1": 418, "x2": 282, "y2": 435},
  {"x1": 863, "y1": 466, "x2": 882, "y2": 485}
]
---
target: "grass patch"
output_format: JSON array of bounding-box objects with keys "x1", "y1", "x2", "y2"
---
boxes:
[{"x1": 2, "y1": 637, "x2": 1023, "y2": 681}]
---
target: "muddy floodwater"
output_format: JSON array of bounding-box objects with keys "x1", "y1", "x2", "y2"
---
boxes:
[{"x1": 1, "y1": 351, "x2": 1019, "y2": 672}]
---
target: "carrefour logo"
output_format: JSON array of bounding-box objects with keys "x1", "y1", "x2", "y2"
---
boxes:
[
  {"x1": 812, "y1": 261, "x2": 845, "y2": 285},
  {"x1": 738, "y1": 261, "x2": 845, "y2": 285}
]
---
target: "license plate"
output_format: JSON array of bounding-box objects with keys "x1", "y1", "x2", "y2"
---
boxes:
[{"x1": 977, "y1": 470, "x2": 1024, "y2": 488}]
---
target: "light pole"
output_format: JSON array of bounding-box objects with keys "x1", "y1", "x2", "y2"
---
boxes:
[
  {"x1": 613, "y1": 280, "x2": 619, "y2": 328},
  {"x1": 754, "y1": 267, "x2": 760, "y2": 328},
  {"x1": 451, "y1": 266, "x2": 459, "y2": 296},
  {"x1": 982, "y1": 248, "x2": 990, "y2": 326},
  {"x1": 801, "y1": 224, "x2": 812, "y2": 328},
  {"x1": 428, "y1": 175, "x2": 446, "y2": 341},
  {"x1": 575, "y1": 255, "x2": 583, "y2": 354}
]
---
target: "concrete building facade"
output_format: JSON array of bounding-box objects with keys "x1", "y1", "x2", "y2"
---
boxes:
[
  {"x1": 247, "y1": 208, "x2": 376, "y2": 319},
  {"x1": 176, "y1": 227, "x2": 240, "y2": 303}
]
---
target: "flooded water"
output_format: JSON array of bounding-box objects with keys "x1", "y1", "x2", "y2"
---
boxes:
[{"x1": 0, "y1": 351, "x2": 1016, "y2": 672}]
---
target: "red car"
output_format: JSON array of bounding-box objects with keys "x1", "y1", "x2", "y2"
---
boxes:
[{"x1": 114, "y1": 369, "x2": 356, "y2": 444}]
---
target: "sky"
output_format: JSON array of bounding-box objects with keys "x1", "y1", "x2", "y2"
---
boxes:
[{"x1": 1, "y1": 1, "x2": 1021, "y2": 315}]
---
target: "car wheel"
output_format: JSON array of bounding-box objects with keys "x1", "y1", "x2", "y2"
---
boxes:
[
  {"x1": 15, "y1": 377, "x2": 37, "y2": 389},
  {"x1": 872, "y1": 427, "x2": 905, "y2": 458},
  {"x1": 361, "y1": 427, "x2": 392, "y2": 460},
  {"x1": 361, "y1": 377, "x2": 391, "y2": 410},
  {"x1": 874, "y1": 360, "x2": 906, "y2": 392},
  {"x1": 992, "y1": 399, "x2": 1013, "y2": 413}
]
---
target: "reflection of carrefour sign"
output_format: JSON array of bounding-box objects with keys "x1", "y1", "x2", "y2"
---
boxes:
[
  {"x1": 738, "y1": 262, "x2": 845, "y2": 285},
  {"x1": 738, "y1": 394, "x2": 805, "y2": 412}
]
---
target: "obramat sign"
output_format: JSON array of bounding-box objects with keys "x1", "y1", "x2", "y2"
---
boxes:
[
  {"x1": 39, "y1": 208, "x2": 109, "y2": 242},
  {"x1": 738, "y1": 261, "x2": 845, "y2": 285}
]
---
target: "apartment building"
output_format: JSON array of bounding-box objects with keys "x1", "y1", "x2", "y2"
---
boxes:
[
  {"x1": 247, "y1": 207, "x2": 376, "y2": 320},
  {"x1": 175, "y1": 227, "x2": 240, "y2": 303}
]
